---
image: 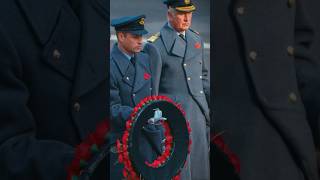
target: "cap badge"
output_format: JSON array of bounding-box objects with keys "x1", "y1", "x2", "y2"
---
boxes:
[{"x1": 139, "y1": 18, "x2": 145, "y2": 25}]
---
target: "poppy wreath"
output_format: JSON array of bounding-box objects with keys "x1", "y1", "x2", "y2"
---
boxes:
[
  {"x1": 116, "y1": 95, "x2": 192, "y2": 180},
  {"x1": 66, "y1": 120, "x2": 110, "y2": 180},
  {"x1": 211, "y1": 133, "x2": 241, "y2": 180}
]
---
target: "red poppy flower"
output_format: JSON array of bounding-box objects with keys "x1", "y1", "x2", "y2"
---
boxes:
[
  {"x1": 126, "y1": 121, "x2": 132, "y2": 129},
  {"x1": 96, "y1": 120, "x2": 109, "y2": 134},
  {"x1": 165, "y1": 148, "x2": 172, "y2": 156},
  {"x1": 173, "y1": 174, "x2": 181, "y2": 180},
  {"x1": 123, "y1": 169, "x2": 128, "y2": 178},
  {"x1": 143, "y1": 72, "x2": 151, "y2": 80},
  {"x1": 67, "y1": 157, "x2": 81, "y2": 175},
  {"x1": 75, "y1": 142, "x2": 92, "y2": 161},
  {"x1": 118, "y1": 153, "x2": 124, "y2": 163},
  {"x1": 133, "y1": 106, "x2": 139, "y2": 113},
  {"x1": 194, "y1": 42, "x2": 201, "y2": 49},
  {"x1": 122, "y1": 132, "x2": 129, "y2": 143}
]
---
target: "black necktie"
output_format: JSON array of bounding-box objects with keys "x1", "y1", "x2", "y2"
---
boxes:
[
  {"x1": 179, "y1": 33, "x2": 186, "y2": 41},
  {"x1": 130, "y1": 56, "x2": 135, "y2": 66}
]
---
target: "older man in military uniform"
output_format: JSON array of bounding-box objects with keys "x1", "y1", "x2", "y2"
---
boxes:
[
  {"x1": 110, "y1": 15, "x2": 164, "y2": 180},
  {"x1": 148, "y1": 0, "x2": 210, "y2": 179},
  {"x1": 212, "y1": 0, "x2": 320, "y2": 180}
]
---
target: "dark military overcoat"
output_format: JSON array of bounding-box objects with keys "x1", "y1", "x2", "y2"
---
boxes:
[
  {"x1": 0, "y1": 0, "x2": 108, "y2": 179},
  {"x1": 212, "y1": 0, "x2": 320, "y2": 179}
]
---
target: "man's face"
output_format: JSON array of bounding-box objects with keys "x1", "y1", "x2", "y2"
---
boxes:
[
  {"x1": 118, "y1": 32, "x2": 143, "y2": 54},
  {"x1": 168, "y1": 10, "x2": 193, "y2": 32}
]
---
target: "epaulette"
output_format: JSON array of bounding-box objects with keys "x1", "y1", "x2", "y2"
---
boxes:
[
  {"x1": 147, "y1": 32, "x2": 160, "y2": 43},
  {"x1": 189, "y1": 28, "x2": 200, "y2": 35}
]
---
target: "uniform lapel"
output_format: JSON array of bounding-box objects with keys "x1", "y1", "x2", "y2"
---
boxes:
[
  {"x1": 184, "y1": 29, "x2": 202, "y2": 62},
  {"x1": 111, "y1": 44, "x2": 135, "y2": 87},
  {"x1": 133, "y1": 53, "x2": 150, "y2": 93},
  {"x1": 161, "y1": 23, "x2": 187, "y2": 57},
  {"x1": 90, "y1": 0, "x2": 108, "y2": 19},
  {"x1": 16, "y1": 0, "x2": 63, "y2": 45},
  {"x1": 160, "y1": 24, "x2": 176, "y2": 54},
  {"x1": 72, "y1": 0, "x2": 108, "y2": 98},
  {"x1": 16, "y1": 0, "x2": 81, "y2": 80},
  {"x1": 171, "y1": 37, "x2": 186, "y2": 57}
]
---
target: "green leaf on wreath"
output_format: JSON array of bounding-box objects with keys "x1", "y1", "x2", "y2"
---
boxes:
[
  {"x1": 80, "y1": 160, "x2": 88, "y2": 169},
  {"x1": 91, "y1": 144, "x2": 100, "y2": 154}
]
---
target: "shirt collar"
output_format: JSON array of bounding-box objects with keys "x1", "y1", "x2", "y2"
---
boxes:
[{"x1": 117, "y1": 44, "x2": 134, "y2": 61}]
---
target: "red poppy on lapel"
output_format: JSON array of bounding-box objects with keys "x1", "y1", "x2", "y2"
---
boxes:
[
  {"x1": 144, "y1": 72, "x2": 151, "y2": 80},
  {"x1": 194, "y1": 42, "x2": 201, "y2": 49}
]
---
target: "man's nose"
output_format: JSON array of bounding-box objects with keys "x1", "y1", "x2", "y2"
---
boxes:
[{"x1": 183, "y1": 14, "x2": 189, "y2": 22}]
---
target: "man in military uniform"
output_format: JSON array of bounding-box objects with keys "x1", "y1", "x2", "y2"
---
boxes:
[
  {"x1": 0, "y1": 0, "x2": 108, "y2": 179},
  {"x1": 110, "y1": 15, "x2": 164, "y2": 180},
  {"x1": 212, "y1": 0, "x2": 320, "y2": 179},
  {"x1": 148, "y1": 0, "x2": 210, "y2": 179}
]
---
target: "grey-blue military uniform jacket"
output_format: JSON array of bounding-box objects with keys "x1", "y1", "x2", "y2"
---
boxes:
[
  {"x1": 109, "y1": 43, "x2": 163, "y2": 179},
  {"x1": 148, "y1": 23, "x2": 210, "y2": 179},
  {"x1": 149, "y1": 23, "x2": 210, "y2": 125}
]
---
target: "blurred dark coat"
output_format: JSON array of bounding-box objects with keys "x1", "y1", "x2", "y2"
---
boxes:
[
  {"x1": 0, "y1": 0, "x2": 108, "y2": 179},
  {"x1": 212, "y1": 0, "x2": 320, "y2": 179},
  {"x1": 304, "y1": 0, "x2": 320, "y2": 172}
]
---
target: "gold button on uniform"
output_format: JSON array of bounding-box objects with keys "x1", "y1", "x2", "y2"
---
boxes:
[
  {"x1": 237, "y1": 7, "x2": 245, "y2": 15},
  {"x1": 287, "y1": 46, "x2": 294, "y2": 56},
  {"x1": 287, "y1": 0, "x2": 295, "y2": 8},
  {"x1": 74, "y1": 102, "x2": 80, "y2": 112},
  {"x1": 249, "y1": 51, "x2": 257, "y2": 62},
  {"x1": 187, "y1": 77, "x2": 191, "y2": 81},
  {"x1": 288, "y1": 92, "x2": 297, "y2": 103},
  {"x1": 53, "y1": 49, "x2": 61, "y2": 60}
]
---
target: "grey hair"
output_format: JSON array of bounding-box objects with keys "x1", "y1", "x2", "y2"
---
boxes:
[{"x1": 167, "y1": 7, "x2": 177, "y2": 15}]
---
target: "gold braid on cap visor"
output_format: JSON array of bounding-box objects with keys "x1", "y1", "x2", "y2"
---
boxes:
[{"x1": 175, "y1": 5, "x2": 196, "y2": 12}]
